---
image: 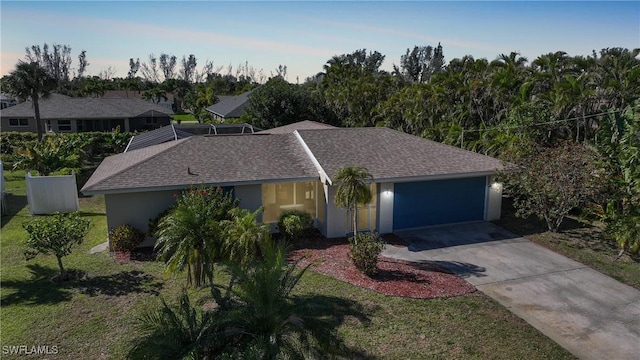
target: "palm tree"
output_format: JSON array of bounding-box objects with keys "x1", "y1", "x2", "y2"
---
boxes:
[
  {"x1": 4, "y1": 61, "x2": 56, "y2": 141},
  {"x1": 223, "y1": 207, "x2": 271, "y2": 265},
  {"x1": 127, "y1": 291, "x2": 223, "y2": 359},
  {"x1": 155, "y1": 187, "x2": 239, "y2": 287},
  {"x1": 334, "y1": 166, "x2": 373, "y2": 238},
  {"x1": 222, "y1": 243, "x2": 347, "y2": 359}
]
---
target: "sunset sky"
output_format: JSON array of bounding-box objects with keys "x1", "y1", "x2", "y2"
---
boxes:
[{"x1": 1, "y1": 1, "x2": 638, "y2": 82}]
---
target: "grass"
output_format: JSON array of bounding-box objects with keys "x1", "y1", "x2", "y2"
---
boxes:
[
  {"x1": 495, "y1": 198, "x2": 640, "y2": 290},
  {"x1": 170, "y1": 113, "x2": 198, "y2": 124},
  {"x1": 1, "y1": 174, "x2": 572, "y2": 359}
]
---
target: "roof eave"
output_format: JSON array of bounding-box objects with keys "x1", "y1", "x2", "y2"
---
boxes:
[
  {"x1": 81, "y1": 176, "x2": 321, "y2": 196},
  {"x1": 368, "y1": 170, "x2": 501, "y2": 184}
]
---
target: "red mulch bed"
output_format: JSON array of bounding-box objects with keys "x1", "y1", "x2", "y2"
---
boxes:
[{"x1": 289, "y1": 235, "x2": 475, "y2": 299}]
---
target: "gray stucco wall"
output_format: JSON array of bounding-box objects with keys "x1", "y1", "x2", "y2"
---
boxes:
[{"x1": 104, "y1": 190, "x2": 177, "y2": 234}]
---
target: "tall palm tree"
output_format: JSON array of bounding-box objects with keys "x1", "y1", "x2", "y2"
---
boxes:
[
  {"x1": 334, "y1": 166, "x2": 373, "y2": 237},
  {"x1": 4, "y1": 61, "x2": 56, "y2": 141}
]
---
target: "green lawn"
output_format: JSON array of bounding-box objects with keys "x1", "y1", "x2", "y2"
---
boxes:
[
  {"x1": 1, "y1": 173, "x2": 572, "y2": 359},
  {"x1": 170, "y1": 113, "x2": 198, "y2": 124}
]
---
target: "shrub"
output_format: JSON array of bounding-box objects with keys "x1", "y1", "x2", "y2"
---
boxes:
[
  {"x1": 147, "y1": 206, "x2": 175, "y2": 237},
  {"x1": 277, "y1": 210, "x2": 314, "y2": 240},
  {"x1": 109, "y1": 224, "x2": 145, "y2": 252},
  {"x1": 349, "y1": 232, "x2": 385, "y2": 276}
]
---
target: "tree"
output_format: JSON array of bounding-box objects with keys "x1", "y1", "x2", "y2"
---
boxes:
[
  {"x1": 25, "y1": 43, "x2": 74, "y2": 84},
  {"x1": 394, "y1": 43, "x2": 444, "y2": 83},
  {"x1": 12, "y1": 135, "x2": 85, "y2": 176},
  {"x1": 245, "y1": 76, "x2": 326, "y2": 129},
  {"x1": 4, "y1": 61, "x2": 57, "y2": 141},
  {"x1": 159, "y1": 53, "x2": 177, "y2": 80},
  {"x1": 221, "y1": 243, "x2": 347, "y2": 359},
  {"x1": 180, "y1": 54, "x2": 197, "y2": 82},
  {"x1": 155, "y1": 187, "x2": 239, "y2": 287},
  {"x1": 502, "y1": 142, "x2": 605, "y2": 232},
  {"x1": 334, "y1": 167, "x2": 373, "y2": 237},
  {"x1": 23, "y1": 212, "x2": 90, "y2": 281},
  {"x1": 127, "y1": 291, "x2": 222, "y2": 359},
  {"x1": 127, "y1": 58, "x2": 140, "y2": 79},
  {"x1": 223, "y1": 208, "x2": 271, "y2": 265},
  {"x1": 76, "y1": 50, "x2": 89, "y2": 79},
  {"x1": 595, "y1": 107, "x2": 640, "y2": 255},
  {"x1": 129, "y1": 243, "x2": 347, "y2": 359}
]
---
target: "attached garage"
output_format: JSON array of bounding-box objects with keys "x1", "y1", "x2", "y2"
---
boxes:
[{"x1": 393, "y1": 177, "x2": 487, "y2": 230}]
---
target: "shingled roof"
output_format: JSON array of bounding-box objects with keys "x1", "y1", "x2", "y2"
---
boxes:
[
  {"x1": 81, "y1": 134, "x2": 318, "y2": 194},
  {"x1": 0, "y1": 94, "x2": 173, "y2": 119},
  {"x1": 205, "y1": 90, "x2": 253, "y2": 118},
  {"x1": 82, "y1": 122, "x2": 504, "y2": 194},
  {"x1": 296, "y1": 127, "x2": 504, "y2": 182},
  {"x1": 260, "y1": 120, "x2": 336, "y2": 134}
]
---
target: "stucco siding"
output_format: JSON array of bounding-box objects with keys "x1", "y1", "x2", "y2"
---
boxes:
[
  {"x1": 104, "y1": 190, "x2": 177, "y2": 234},
  {"x1": 1, "y1": 117, "x2": 37, "y2": 133}
]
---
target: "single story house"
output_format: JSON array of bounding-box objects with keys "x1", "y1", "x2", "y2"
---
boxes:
[
  {"x1": 1, "y1": 94, "x2": 173, "y2": 133},
  {"x1": 81, "y1": 121, "x2": 504, "y2": 239},
  {"x1": 205, "y1": 90, "x2": 253, "y2": 122},
  {"x1": 101, "y1": 90, "x2": 175, "y2": 112}
]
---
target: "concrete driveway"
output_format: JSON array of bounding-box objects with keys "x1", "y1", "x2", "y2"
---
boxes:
[{"x1": 383, "y1": 221, "x2": 640, "y2": 360}]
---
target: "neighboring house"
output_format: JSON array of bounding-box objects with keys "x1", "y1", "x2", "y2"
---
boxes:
[
  {"x1": 0, "y1": 94, "x2": 173, "y2": 133},
  {"x1": 102, "y1": 90, "x2": 175, "y2": 112},
  {"x1": 205, "y1": 90, "x2": 253, "y2": 122},
  {"x1": 82, "y1": 120, "x2": 505, "y2": 240},
  {"x1": 0, "y1": 93, "x2": 17, "y2": 110}
]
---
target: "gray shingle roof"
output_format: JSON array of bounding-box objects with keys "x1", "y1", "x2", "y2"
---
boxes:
[
  {"x1": 205, "y1": 90, "x2": 253, "y2": 118},
  {"x1": 260, "y1": 120, "x2": 336, "y2": 134},
  {"x1": 0, "y1": 94, "x2": 173, "y2": 119},
  {"x1": 296, "y1": 127, "x2": 504, "y2": 182},
  {"x1": 82, "y1": 122, "x2": 504, "y2": 194},
  {"x1": 81, "y1": 134, "x2": 318, "y2": 194}
]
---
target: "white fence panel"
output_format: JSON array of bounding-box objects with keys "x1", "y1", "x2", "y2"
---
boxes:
[{"x1": 26, "y1": 172, "x2": 79, "y2": 215}]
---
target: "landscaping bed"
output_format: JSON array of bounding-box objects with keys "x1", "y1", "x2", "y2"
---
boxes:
[{"x1": 289, "y1": 235, "x2": 476, "y2": 299}]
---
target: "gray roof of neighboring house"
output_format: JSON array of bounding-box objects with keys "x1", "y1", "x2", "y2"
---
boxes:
[
  {"x1": 0, "y1": 94, "x2": 173, "y2": 119},
  {"x1": 81, "y1": 133, "x2": 318, "y2": 194},
  {"x1": 260, "y1": 120, "x2": 336, "y2": 134},
  {"x1": 205, "y1": 90, "x2": 253, "y2": 118},
  {"x1": 101, "y1": 90, "x2": 175, "y2": 102},
  {"x1": 296, "y1": 127, "x2": 505, "y2": 182}
]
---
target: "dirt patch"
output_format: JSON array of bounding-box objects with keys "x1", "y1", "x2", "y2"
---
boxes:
[{"x1": 289, "y1": 237, "x2": 475, "y2": 299}]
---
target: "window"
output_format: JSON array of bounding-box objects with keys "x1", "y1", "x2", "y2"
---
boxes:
[
  {"x1": 57, "y1": 120, "x2": 72, "y2": 132},
  {"x1": 8, "y1": 118, "x2": 28, "y2": 127},
  {"x1": 262, "y1": 182, "x2": 321, "y2": 223}
]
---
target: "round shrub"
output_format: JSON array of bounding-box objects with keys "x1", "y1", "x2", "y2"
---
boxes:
[
  {"x1": 277, "y1": 210, "x2": 314, "y2": 240},
  {"x1": 109, "y1": 224, "x2": 145, "y2": 252},
  {"x1": 349, "y1": 232, "x2": 385, "y2": 276}
]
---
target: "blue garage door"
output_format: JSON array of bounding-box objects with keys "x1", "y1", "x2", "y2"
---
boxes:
[{"x1": 393, "y1": 177, "x2": 486, "y2": 230}]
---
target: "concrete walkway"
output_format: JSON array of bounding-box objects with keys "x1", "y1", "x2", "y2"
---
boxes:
[{"x1": 383, "y1": 222, "x2": 640, "y2": 360}]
